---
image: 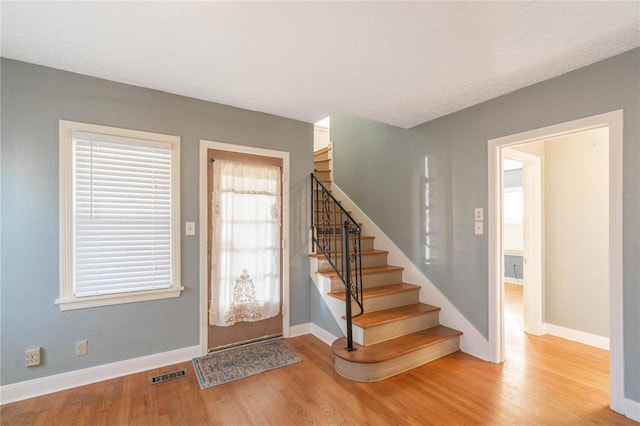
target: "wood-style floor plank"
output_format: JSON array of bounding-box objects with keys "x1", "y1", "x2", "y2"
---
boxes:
[{"x1": 1, "y1": 288, "x2": 634, "y2": 425}]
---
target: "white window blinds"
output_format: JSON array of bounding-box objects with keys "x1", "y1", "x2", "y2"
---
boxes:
[{"x1": 73, "y1": 131, "x2": 173, "y2": 297}]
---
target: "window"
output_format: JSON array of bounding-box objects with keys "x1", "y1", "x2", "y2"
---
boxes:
[
  {"x1": 503, "y1": 187, "x2": 523, "y2": 224},
  {"x1": 503, "y1": 186, "x2": 524, "y2": 252},
  {"x1": 58, "y1": 120, "x2": 182, "y2": 310}
]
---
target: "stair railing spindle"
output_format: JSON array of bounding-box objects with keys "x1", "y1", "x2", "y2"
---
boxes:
[{"x1": 343, "y1": 220, "x2": 355, "y2": 351}]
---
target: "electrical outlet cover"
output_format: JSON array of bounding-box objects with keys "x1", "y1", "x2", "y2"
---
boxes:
[
  {"x1": 185, "y1": 221, "x2": 195, "y2": 236},
  {"x1": 475, "y1": 221, "x2": 484, "y2": 235},
  {"x1": 76, "y1": 340, "x2": 88, "y2": 356},
  {"x1": 25, "y1": 347, "x2": 41, "y2": 367}
]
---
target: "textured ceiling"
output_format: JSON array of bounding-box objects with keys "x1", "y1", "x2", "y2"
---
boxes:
[{"x1": 1, "y1": 2, "x2": 639, "y2": 129}]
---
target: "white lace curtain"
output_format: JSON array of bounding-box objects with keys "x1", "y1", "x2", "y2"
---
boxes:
[{"x1": 209, "y1": 160, "x2": 281, "y2": 326}]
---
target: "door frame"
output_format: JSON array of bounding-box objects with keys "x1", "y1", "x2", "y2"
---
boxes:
[
  {"x1": 502, "y1": 148, "x2": 544, "y2": 336},
  {"x1": 198, "y1": 140, "x2": 291, "y2": 356},
  {"x1": 487, "y1": 110, "x2": 624, "y2": 412}
]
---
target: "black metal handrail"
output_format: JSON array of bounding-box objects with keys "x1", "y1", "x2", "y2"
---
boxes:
[{"x1": 310, "y1": 173, "x2": 363, "y2": 351}]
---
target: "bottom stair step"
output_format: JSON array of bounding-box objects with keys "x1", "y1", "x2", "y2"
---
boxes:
[{"x1": 331, "y1": 325, "x2": 462, "y2": 382}]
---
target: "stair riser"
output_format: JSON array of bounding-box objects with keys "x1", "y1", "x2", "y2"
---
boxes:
[
  {"x1": 313, "y1": 195, "x2": 337, "y2": 202},
  {"x1": 313, "y1": 208, "x2": 351, "y2": 216},
  {"x1": 313, "y1": 227, "x2": 362, "y2": 237},
  {"x1": 313, "y1": 202, "x2": 345, "y2": 214},
  {"x1": 329, "y1": 269, "x2": 404, "y2": 292},
  {"x1": 314, "y1": 158, "x2": 330, "y2": 167},
  {"x1": 314, "y1": 151, "x2": 330, "y2": 161},
  {"x1": 314, "y1": 228, "x2": 340, "y2": 237},
  {"x1": 316, "y1": 252, "x2": 388, "y2": 272},
  {"x1": 313, "y1": 226, "x2": 361, "y2": 236},
  {"x1": 353, "y1": 311, "x2": 440, "y2": 346},
  {"x1": 313, "y1": 215, "x2": 355, "y2": 226},
  {"x1": 334, "y1": 337, "x2": 461, "y2": 382},
  {"x1": 313, "y1": 170, "x2": 331, "y2": 180},
  {"x1": 314, "y1": 238, "x2": 375, "y2": 253},
  {"x1": 332, "y1": 290, "x2": 420, "y2": 314},
  {"x1": 361, "y1": 291, "x2": 419, "y2": 313}
]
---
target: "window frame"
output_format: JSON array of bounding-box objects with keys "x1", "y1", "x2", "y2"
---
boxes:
[{"x1": 57, "y1": 120, "x2": 182, "y2": 311}]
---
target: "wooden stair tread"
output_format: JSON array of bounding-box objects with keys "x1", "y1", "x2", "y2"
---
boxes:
[
  {"x1": 316, "y1": 265, "x2": 403, "y2": 279},
  {"x1": 332, "y1": 325, "x2": 462, "y2": 363},
  {"x1": 314, "y1": 168, "x2": 331, "y2": 173},
  {"x1": 309, "y1": 249, "x2": 388, "y2": 259},
  {"x1": 313, "y1": 147, "x2": 331, "y2": 156},
  {"x1": 328, "y1": 282, "x2": 420, "y2": 301},
  {"x1": 349, "y1": 303, "x2": 440, "y2": 328}
]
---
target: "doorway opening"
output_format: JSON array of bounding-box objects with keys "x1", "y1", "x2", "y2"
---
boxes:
[
  {"x1": 501, "y1": 155, "x2": 525, "y2": 339},
  {"x1": 199, "y1": 140, "x2": 291, "y2": 354},
  {"x1": 502, "y1": 146, "x2": 543, "y2": 339},
  {"x1": 488, "y1": 110, "x2": 624, "y2": 412}
]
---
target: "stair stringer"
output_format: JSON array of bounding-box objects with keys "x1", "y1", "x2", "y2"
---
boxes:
[{"x1": 328, "y1": 183, "x2": 492, "y2": 362}]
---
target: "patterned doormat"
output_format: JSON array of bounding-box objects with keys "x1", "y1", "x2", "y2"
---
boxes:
[{"x1": 192, "y1": 338, "x2": 302, "y2": 389}]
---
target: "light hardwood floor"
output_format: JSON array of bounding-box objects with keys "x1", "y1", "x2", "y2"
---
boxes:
[{"x1": 2, "y1": 289, "x2": 633, "y2": 425}]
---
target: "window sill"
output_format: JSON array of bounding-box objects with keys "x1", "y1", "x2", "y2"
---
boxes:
[{"x1": 56, "y1": 287, "x2": 184, "y2": 311}]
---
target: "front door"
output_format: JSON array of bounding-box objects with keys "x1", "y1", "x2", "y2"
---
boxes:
[{"x1": 207, "y1": 149, "x2": 283, "y2": 351}]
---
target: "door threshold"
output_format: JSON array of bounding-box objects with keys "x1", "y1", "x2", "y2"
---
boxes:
[{"x1": 208, "y1": 333, "x2": 283, "y2": 353}]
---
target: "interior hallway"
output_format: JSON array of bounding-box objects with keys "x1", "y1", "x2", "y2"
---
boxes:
[{"x1": 503, "y1": 282, "x2": 613, "y2": 420}]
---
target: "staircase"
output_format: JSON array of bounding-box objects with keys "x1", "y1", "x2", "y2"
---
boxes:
[{"x1": 310, "y1": 147, "x2": 462, "y2": 382}]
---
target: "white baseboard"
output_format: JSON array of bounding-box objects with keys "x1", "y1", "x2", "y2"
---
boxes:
[
  {"x1": 288, "y1": 322, "x2": 338, "y2": 346},
  {"x1": 0, "y1": 345, "x2": 200, "y2": 405},
  {"x1": 310, "y1": 324, "x2": 340, "y2": 346},
  {"x1": 330, "y1": 184, "x2": 491, "y2": 361},
  {"x1": 543, "y1": 323, "x2": 609, "y2": 350},
  {"x1": 624, "y1": 398, "x2": 640, "y2": 422},
  {"x1": 289, "y1": 322, "x2": 311, "y2": 338}
]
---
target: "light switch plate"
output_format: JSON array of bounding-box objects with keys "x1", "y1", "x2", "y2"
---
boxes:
[
  {"x1": 185, "y1": 222, "x2": 195, "y2": 236},
  {"x1": 475, "y1": 208, "x2": 483, "y2": 221},
  {"x1": 475, "y1": 221, "x2": 484, "y2": 235}
]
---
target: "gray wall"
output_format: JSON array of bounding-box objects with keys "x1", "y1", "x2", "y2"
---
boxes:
[
  {"x1": 504, "y1": 255, "x2": 523, "y2": 281},
  {"x1": 332, "y1": 48, "x2": 639, "y2": 402},
  {"x1": 544, "y1": 129, "x2": 609, "y2": 338},
  {"x1": 0, "y1": 58, "x2": 313, "y2": 386},
  {"x1": 310, "y1": 284, "x2": 343, "y2": 338}
]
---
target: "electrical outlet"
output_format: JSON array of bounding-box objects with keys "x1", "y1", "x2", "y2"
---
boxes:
[
  {"x1": 25, "y1": 347, "x2": 41, "y2": 367},
  {"x1": 76, "y1": 339, "x2": 88, "y2": 356}
]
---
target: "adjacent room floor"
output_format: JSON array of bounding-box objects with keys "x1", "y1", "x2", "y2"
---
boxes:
[{"x1": 2, "y1": 290, "x2": 631, "y2": 425}]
